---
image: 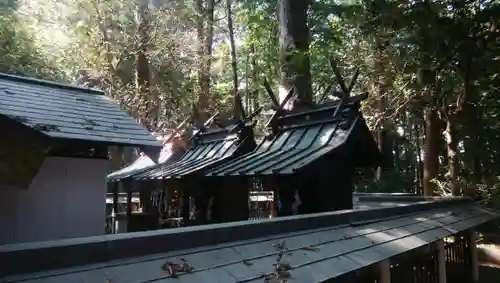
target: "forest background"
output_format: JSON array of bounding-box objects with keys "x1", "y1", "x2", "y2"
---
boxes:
[{"x1": 1, "y1": 0, "x2": 500, "y2": 202}]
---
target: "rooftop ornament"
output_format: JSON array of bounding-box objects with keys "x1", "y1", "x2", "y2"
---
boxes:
[{"x1": 205, "y1": 57, "x2": 381, "y2": 217}]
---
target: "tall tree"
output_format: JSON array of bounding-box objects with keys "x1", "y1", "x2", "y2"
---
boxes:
[
  {"x1": 135, "y1": 0, "x2": 155, "y2": 129},
  {"x1": 278, "y1": 0, "x2": 313, "y2": 105},
  {"x1": 195, "y1": 0, "x2": 217, "y2": 113},
  {"x1": 227, "y1": 0, "x2": 238, "y2": 96}
]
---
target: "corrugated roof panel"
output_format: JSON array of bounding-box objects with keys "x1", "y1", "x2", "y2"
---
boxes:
[
  {"x1": 206, "y1": 121, "x2": 334, "y2": 176},
  {"x1": 0, "y1": 73, "x2": 160, "y2": 147},
  {"x1": 131, "y1": 135, "x2": 239, "y2": 180},
  {"x1": 223, "y1": 261, "x2": 264, "y2": 281},
  {"x1": 206, "y1": 118, "x2": 357, "y2": 176},
  {"x1": 157, "y1": 142, "x2": 180, "y2": 164},
  {"x1": 107, "y1": 247, "x2": 240, "y2": 283}
]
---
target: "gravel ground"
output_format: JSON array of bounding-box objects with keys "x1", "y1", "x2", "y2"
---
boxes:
[{"x1": 479, "y1": 265, "x2": 500, "y2": 283}]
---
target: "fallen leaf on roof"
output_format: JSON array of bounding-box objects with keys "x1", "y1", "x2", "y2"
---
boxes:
[
  {"x1": 275, "y1": 263, "x2": 291, "y2": 271},
  {"x1": 84, "y1": 118, "x2": 99, "y2": 126},
  {"x1": 300, "y1": 245, "x2": 319, "y2": 251},
  {"x1": 162, "y1": 259, "x2": 194, "y2": 277},
  {"x1": 276, "y1": 269, "x2": 291, "y2": 278},
  {"x1": 273, "y1": 241, "x2": 286, "y2": 251},
  {"x1": 180, "y1": 258, "x2": 194, "y2": 272},
  {"x1": 162, "y1": 261, "x2": 179, "y2": 278},
  {"x1": 242, "y1": 259, "x2": 254, "y2": 266},
  {"x1": 264, "y1": 273, "x2": 279, "y2": 283}
]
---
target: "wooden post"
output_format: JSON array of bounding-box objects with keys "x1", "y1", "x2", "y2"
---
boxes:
[
  {"x1": 378, "y1": 260, "x2": 391, "y2": 283},
  {"x1": 181, "y1": 188, "x2": 190, "y2": 225},
  {"x1": 270, "y1": 189, "x2": 277, "y2": 217},
  {"x1": 468, "y1": 229, "x2": 479, "y2": 282},
  {"x1": 112, "y1": 182, "x2": 119, "y2": 216},
  {"x1": 436, "y1": 240, "x2": 447, "y2": 283},
  {"x1": 112, "y1": 182, "x2": 119, "y2": 233},
  {"x1": 125, "y1": 182, "x2": 133, "y2": 232},
  {"x1": 126, "y1": 187, "x2": 132, "y2": 217}
]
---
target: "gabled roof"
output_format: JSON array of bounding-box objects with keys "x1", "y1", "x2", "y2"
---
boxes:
[
  {"x1": 206, "y1": 94, "x2": 374, "y2": 176},
  {"x1": 0, "y1": 73, "x2": 160, "y2": 147},
  {"x1": 124, "y1": 91, "x2": 259, "y2": 181},
  {"x1": 131, "y1": 127, "x2": 242, "y2": 180},
  {"x1": 107, "y1": 139, "x2": 187, "y2": 181},
  {"x1": 107, "y1": 154, "x2": 156, "y2": 181}
]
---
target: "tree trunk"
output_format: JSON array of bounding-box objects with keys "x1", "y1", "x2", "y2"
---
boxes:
[
  {"x1": 195, "y1": 0, "x2": 208, "y2": 112},
  {"x1": 371, "y1": 2, "x2": 390, "y2": 182},
  {"x1": 200, "y1": 0, "x2": 215, "y2": 113},
  {"x1": 278, "y1": 0, "x2": 312, "y2": 106},
  {"x1": 393, "y1": 135, "x2": 400, "y2": 172},
  {"x1": 423, "y1": 107, "x2": 440, "y2": 196},
  {"x1": 444, "y1": 117, "x2": 460, "y2": 195},
  {"x1": 376, "y1": 128, "x2": 385, "y2": 181},
  {"x1": 414, "y1": 120, "x2": 424, "y2": 195},
  {"x1": 135, "y1": 0, "x2": 154, "y2": 129},
  {"x1": 462, "y1": 69, "x2": 482, "y2": 191},
  {"x1": 250, "y1": 44, "x2": 259, "y2": 110},
  {"x1": 226, "y1": 0, "x2": 238, "y2": 95},
  {"x1": 375, "y1": 85, "x2": 388, "y2": 180},
  {"x1": 405, "y1": 112, "x2": 416, "y2": 193},
  {"x1": 419, "y1": 66, "x2": 440, "y2": 197}
]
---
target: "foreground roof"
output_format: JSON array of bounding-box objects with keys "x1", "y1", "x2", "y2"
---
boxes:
[
  {"x1": 2, "y1": 197, "x2": 497, "y2": 283},
  {"x1": 0, "y1": 73, "x2": 160, "y2": 147}
]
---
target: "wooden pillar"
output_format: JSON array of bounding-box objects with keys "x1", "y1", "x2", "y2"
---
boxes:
[
  {"x1": 436, "y1": 240, "x2": 447, "y2": 283},
  {"x1": 112, "y1": 182, "x2": 119, "y2": 233},
  {"x1": 112, "y1": 182, "x2": 119, "y2": 216},
  {"x1": 181, "y1": 187, "x2": 190, "y2": 225},
  {"x1": 270, "y1": 191, "x2": 276, "y2": 217},
  {"x1": 378, "y1": 260, "x2": 391, "y2": 283},
  {"x1": 125, "y1": 182, "x2": 133, "y2": 232},
  {"x1": 126, "y1": 187, "x2": 133, "y2": 217},
  {"x1": 468, "y1": 229, "x2": 479, "y2": 282},
  {"x1": 271, "y1": 187, "x2": 277, "y2": 217}
]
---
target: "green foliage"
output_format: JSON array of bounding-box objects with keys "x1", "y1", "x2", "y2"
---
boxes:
[
  {"x1": 0, "y1": 9, "x2": 63, "y2": 80},
  {"x1": 2, "y1": 0, "x2": 500, "y2": 202}
]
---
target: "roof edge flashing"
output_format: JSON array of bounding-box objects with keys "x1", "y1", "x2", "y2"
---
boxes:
[
  {"x1": 357, "y1": 195, "x2": 470, "y2": 203},
  {"x1": 0, "y1": 73, "x2": 105, "y2": 95},
  {"x1": 278, "y1": 99, "x2": 361, "y2": 121}
]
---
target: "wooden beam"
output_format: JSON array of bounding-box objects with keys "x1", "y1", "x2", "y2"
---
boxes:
[
  {"x1": 112, "y1": 183, "x2": 119, "y2": 234},
  {"x1": 436, "y1": 240, "x2": 448, "y2": 283},
  {"x1": 468, "y1": 229, "x2": 479, "y2": 282},
  {"x1": 378, "y1": 260, "x2": 391, "y2": 283}
]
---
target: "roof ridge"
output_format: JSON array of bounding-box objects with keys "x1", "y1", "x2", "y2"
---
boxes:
[{"x1": 0, "y1": 73, "x2": 105, "y2": 95}]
